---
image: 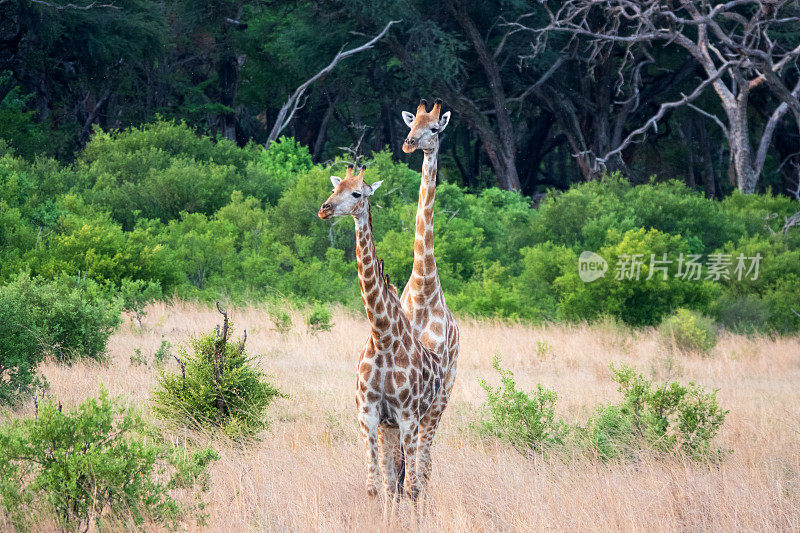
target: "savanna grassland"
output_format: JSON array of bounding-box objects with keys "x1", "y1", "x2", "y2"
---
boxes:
[{"x1": 6, "y1": 301, "x2": 799, "y2": 532}]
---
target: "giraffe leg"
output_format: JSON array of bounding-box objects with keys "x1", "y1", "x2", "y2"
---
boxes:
[
  {"x1": 399, "y1": 417, "x2": 421, "y2": 502},
  {"x1": 417, "y1": 410, "x2": 441, "y2": 490},
  {"x1": 358, "y1": 406, "x2": 381, "y2": 497},
  {"x1": 378, "y1": 426, "x2": 403, "y2": 498}
]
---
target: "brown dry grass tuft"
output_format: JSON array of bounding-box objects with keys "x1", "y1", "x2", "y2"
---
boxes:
[{"x1": 3, "y1": 301, "x2": 800, "y2": 531}]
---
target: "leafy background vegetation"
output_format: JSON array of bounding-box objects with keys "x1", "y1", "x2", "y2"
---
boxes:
[{"x1": 2, "y1": 120, "x2": 798, "y2": 333}]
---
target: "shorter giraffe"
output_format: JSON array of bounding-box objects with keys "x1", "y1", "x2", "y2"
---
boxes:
[{"x1": 318, "y1": 165, "x2": 444, "y2": 502}]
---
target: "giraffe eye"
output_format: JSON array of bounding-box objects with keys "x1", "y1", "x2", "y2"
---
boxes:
[{"x1": 352, "y1": 192, "x2": 362, "y2": 198}]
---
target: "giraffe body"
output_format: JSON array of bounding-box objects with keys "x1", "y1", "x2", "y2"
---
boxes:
[{"x1": 319, "y1": 166, "x2": 444, "y2": 500}]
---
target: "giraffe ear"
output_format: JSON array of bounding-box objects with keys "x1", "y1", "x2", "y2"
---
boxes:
[
  {"x1": 438, "y1": 111, "x2": 451, "y2": 132},
  {"x1": 367, "y1": 180, "x2": 383, "y2": 196},
  {"x1": 401, "y1": 111, "x2": 415, "y2": 128},
  {"x1": 330, "y1": 175, "x2": 342, "y2": 189}
]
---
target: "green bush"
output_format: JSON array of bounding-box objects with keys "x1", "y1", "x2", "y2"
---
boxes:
[
  {"x1": 0, "y1": 273, "x2": 120, "y2": 401},
  {"x1": 659, "y1": 308, "x2": 718, "y2": 354},
  {"x1": 152, "y1": 322, "x2": 284, "y2": 438},
  {"x1": 306, "y1": 302, "x2": 333, "y2": 334},
  {"x1": 0, "y1": 280, "x2": 46, "y2": 404},
  {"x1": 130, "y1": 347, "x2": 148, "y2": 367},
  {"x1": 30, "y1": 205, "x2": 181, "y2": 290},
  {"x1": 153, "y1": 338, "x2": 172, "y2": 366},
  {"x1": 269, "y1": 306, "x2": 293, "y2": 335},
  {"x1": 713, "y1": 294, "x2": 770, "y2": 335},
  {"x1": 556, "y1": 228, "x2": 718, "y2": 326},
  {"x1": 0, "y1": 388, "x2": 217, "y2": 531},
  {"x1": 583, "y1": 364, "x2": 728, "y2": 460},
  {"x1": 477, "y1": 356, "x2": 566, "y2": 453}
]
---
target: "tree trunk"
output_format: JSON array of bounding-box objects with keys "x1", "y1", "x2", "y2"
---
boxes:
[
  {"x1": 730, "y1": 120, "x2": 757, "y2": 193},
  {"x1": 696, "y1": 116, "x2": 716, "y2": 198},
  {"x1": 448, "y1": 0, "x2": 521, "y2": 191}
]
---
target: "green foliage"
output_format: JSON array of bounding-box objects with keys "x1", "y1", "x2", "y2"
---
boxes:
[
  {"x1": 30, "y1": 206, "x2": 180, "y2": 290},
  {"x1": 269, "y1": 306, "x2": 293, "y2": 335},
  {"x1": 712, "y1": 294, "x2": 770, "y2": 335},
  {"x1": 659, "y1": 309, "x2": 718, "y2": 354},
  {"x1": 583, "y1": 365, "x2": 728, "y2": 460},
  {"x1": 240, "y1": 137, "x2": 313, "y2": 204},
  {"x1": 78, "y1": 121, "x2": 259, "y2": 228},
  {"x1": 477, "y1": 356, "x2": 566, "y2": 453},
  {"x1": 152, "y1": 325, "x2": 284, "y2": 438},
  {"x1": 306, "y1": 302, "x2": 333, "y2": 334},
  {"x1": 0, "y1": 388, "x2": 217, "y2": 531},
  {"x1": 557, "y1": 228, "x2": 717, "y2": 326},
  {"x1": 130, "y1": 347, "x2": 148, "y2": 367},
  {"x1": 153, "y1": 338, "x2": 172, "y2": 366},
  {"x1": 120, "y1": 278, "x2": 163, "y2": 328},
  {"x1": 0, "y1": 273, "x2": 120, "y2": 392},
  {"x1": 1, "y1": 121, "x2": 799, "y2": 333},
  {"x1": 0, "y1": 79, "x2": 47, "y2": 160},
  {"x1": 0, "y1": 279, "x2": 46, "y2": 404},
  {"x1": 478, "y1": 360, "x2": 728, "y2": 461}
]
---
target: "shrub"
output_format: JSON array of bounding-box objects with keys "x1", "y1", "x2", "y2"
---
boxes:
[
  {"x1": 713, "y1": 294, "x2": 770, "y2": 335},
  {"x1": 306, "y1": 302, "x2": 333, "y2": 334},
  {"x1": 0, "y1": 280, "x2": 46, "y2": 404},
  {"x1": 477, "y1": 356, "x2": 566, "y2": 453},
  {"x1": 556, "y1": 228, "x2": 718, "y2": 326},
  {"x1": 153, "y1": 338, "x2": 172, "y2": 366},
  {"x1": 0, "y1": 273, "x2": 120, "y2": 401},
  {"x1": 130, "y1": 348, "x2": 148, "y2": 367},
  {"x1": 269, "y1": 306, "x2": 293, "y2": 335},
  {"x1": 31, "y1": 207, "x2": 181, "y2": 290},
  {"x1": 120, "y1": 278, "x2": 163, "y2": 328},
  {"x1": 152, "y1": 314, "x2": 284, "y2": 438},
  {"x1": 0, "y1": 388, "x2": 217, "y2": 531},
  {"x1": 583, "y1": 364, "x2": 728, "y2": 460},
  {"x1": 659, "y1": 308, "x2": 718, "y2": 354}
]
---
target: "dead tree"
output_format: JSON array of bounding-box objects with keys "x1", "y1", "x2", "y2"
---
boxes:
[
  {"x1": 266, "y1": 20, "x2": 399, "y2": 146},
  {"x1": 515, "y1": 0, "x2": 800, "y2": 192}
]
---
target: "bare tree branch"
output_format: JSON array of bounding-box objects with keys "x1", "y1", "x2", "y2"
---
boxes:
[
  {"x1": 507, "y1": 56, "x2": 565, "y2": 104},
  {"x1": 525, "y1": 0, "x2": 800, "y2": 191},
  {"x1": 687, "y1": 103, "x2": 729, "y2": 137},
  {"x1": 266, "y1": 20, "x2": 399, "y2": 146},
  {"x1": 601, "y1": 62, "x2": 736, "y2": 169}
]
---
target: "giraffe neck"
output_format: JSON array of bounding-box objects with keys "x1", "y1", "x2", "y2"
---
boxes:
[
  {"x1": 354, "y1": 208, "x2": 396, "y2": 351},
  {"x1": 408, "y1": 144, "x2": 440, "y2": 299}
]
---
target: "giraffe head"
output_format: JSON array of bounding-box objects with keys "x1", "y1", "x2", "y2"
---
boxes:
[
  {"x1": 318, "y1": 165, "x2": 383, "y2": 220},
  {"x1": 401, "y1": 98, "x2": 451, "y2": 153}
]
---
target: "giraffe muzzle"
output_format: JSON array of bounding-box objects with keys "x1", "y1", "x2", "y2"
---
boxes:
[
  {"x1": 402, "y1": 138, "x2": 417, "y2": 153},
  {"x1": 318, "y1": 203, "x2": 334, "y2": 220}
]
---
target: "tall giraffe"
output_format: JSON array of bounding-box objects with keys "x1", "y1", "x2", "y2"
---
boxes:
[
  {"x1": 400, "y1": 98, "x2": 460, "y2": 483},
  {"x1": 318, "y1": 165, "x2": 444, "y2": 502}
]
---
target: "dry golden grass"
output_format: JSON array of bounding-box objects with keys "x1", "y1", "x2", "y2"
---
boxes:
[{"x1": 5, "y1": 301, "x2": 800, "y2": 532}]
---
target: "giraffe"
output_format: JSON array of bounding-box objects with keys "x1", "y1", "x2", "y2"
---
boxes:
[
  {"x1": 318, "y1": 165, "x2": 444, "y2": 502},
  {"x1": 399, "y1": 98, "x2": 460, "y2": 485}
]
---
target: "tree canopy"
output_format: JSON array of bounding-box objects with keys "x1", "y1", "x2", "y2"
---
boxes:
[{"x1": 1, "y1": 0, "x2": 799, "y2": 196}]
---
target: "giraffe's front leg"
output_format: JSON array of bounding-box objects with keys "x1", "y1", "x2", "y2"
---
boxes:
[{"x1": 358, "y1": 403, "x2": 382, "y2": 497}]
